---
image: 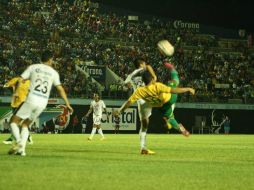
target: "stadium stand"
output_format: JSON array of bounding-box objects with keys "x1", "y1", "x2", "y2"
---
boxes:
[{"x1": 0, "y1": 0, "x2": 253, "y2": 103}]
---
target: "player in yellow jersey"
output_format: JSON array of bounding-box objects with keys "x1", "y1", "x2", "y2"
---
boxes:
[
  {"x1": 2, "y1": 77, "x2": 33, "y2": 144},
  {"x1": 114, "y1": 71, "x2": 195, "y2": 154}
]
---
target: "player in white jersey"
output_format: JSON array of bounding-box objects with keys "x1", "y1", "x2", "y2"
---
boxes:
[
  {"x1": 85, "y1": 93, "x2": 108, "y2": 140},
  {"x1": 8, "y1": 50, "x2": 73, "y2": 156},
  {"x1": 124, "y1": 58, "x2": 157, "y2": 154}
]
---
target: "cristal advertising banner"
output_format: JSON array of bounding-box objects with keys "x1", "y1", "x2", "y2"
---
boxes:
[
  {"x1": 100, "y1": 107, "x2": 137, "y2": 131},
  {"x1": 24, "y1": 105, "x2": 137, "y2": 132}
]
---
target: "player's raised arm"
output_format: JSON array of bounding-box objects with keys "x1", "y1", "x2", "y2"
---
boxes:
[
  {"x1": 171, "y1": 87, "x2": 195, "y2": 95},
  {"x1": 116, "y1": 100, "x2": 132, "y2": 116},
  {"x1": 124, "y1": 68, "x2": 144, "y2": 84},
  {"x1": 115, "y1": 85, "x2": 144, "y2": 116},
  {"x1": 56, "y1": 85, "x2": 73, "y2": 113},
  {"x1": 146, "y1": 64, "x2": 157, "y2": 82}
]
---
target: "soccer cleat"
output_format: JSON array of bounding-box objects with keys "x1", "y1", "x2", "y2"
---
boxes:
[
  {"x1": 164, "y1": 62, "x2": 174, "y2": 70},
  {"x1": 141, "y1": 149, "x2": 155, "y2": 155},
  {"x1": 100, "y1": 137, "x2": 105, "y2": 141},
  {"x1": 15, "y1": 151, "x2": 26, "y2": 157},
  {"x1": 28, "y1": 136, "x2": 33, "y2": 145},
  {"x1": 179, "y1": 124, "x2": 190, "y2": 137},
  {"x1": 3, "y1": 138, "x2": 13, "y2": 145},
  {"x1": 8, "y1": 144, "x2": 22, "y2": 155},
  {"x1": 88, "y1": 137, "x2": 92, "y2": 141}
]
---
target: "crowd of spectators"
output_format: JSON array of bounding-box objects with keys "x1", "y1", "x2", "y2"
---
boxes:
[{"x1": 0, "y1": 0, "x2": 253, "y2": 103}]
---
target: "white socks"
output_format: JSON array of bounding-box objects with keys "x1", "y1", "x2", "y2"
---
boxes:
[
  {"x1": 140, "y1": 131, "x2": 147, "y2": 150},
  {"x1": 89, "y1": 128, "x2": 97, "y2": 139},
  {"x1": 20, "y1": 127, "x2": 29, "y2": 153},
  {"x1": 89, "y1": 128, "x2": 104, "y2": 139},
  {"x1": 10, "y1": 123, "x2": 29, "y2": 154},
  {"x1": 10, "y1": 123, "x2": 21, "y2": 143},
  {"x1": 98, "y1": 128, "x2": 104, "y2": 137}
]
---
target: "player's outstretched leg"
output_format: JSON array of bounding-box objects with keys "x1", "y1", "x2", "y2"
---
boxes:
[
  {"x1": 164, "y1": 62, "x2": 174, "y2": 70},
  {"x1": 164, "y1": 62, "x2": 180, "y2": 88},
  {"x1": 178, "y1": 123, "x2": 190, "y2": 137},
  {"x1": 164, "y1": 116, "x2": 190, "y2": 137}
]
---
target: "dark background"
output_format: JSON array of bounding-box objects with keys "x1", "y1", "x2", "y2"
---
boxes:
[
  {"x1": 63, "y1": 105, "x2": 254, "y2": 134},
  {"x1": 1, "y1": 103, "x2": 252, "y2": 134},
  {"x1": 94, "y1": 0, "x2": 254, "y2": 33}
]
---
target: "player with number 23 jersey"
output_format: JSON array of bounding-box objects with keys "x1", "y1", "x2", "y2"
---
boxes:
[{"x1": 22, "y1": 64, "x2": 61, "y2": 108}]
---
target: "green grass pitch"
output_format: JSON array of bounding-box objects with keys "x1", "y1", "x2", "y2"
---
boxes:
[{"x1": 0, "y1": 134, "x2": 254, "y2": 190}]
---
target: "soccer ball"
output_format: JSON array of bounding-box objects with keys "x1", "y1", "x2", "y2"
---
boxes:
[{"x1": 157, "y1": 40, "x2": 174, "y2": 56}]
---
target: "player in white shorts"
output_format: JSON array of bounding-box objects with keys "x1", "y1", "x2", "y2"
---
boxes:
[
  {"x1": 8, "y1": 50, "x2": 73, "y2": 156},
  {"x1": 124, "y1": 58, "x2": 157, "y2": 154},
  {"x1": 85, "y1": 93, "x2": 108, "y2": 140}
]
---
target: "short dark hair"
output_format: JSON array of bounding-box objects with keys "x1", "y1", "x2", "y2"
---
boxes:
[
  {"x1": 93, "y1": 93, "x2": 101, "y2": 99},
  {"x1": 142, "y1": 71, "x2": 153, "y2": 85},
  {"x1": 41, "y1": 50, "x2": 53, "y2": 62},
  {"x1": 133, "y1": 58, "x2": 145, "y2": 69}
]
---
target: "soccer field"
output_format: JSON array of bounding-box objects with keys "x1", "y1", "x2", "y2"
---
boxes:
[{"x1": 0, "y1": 134, "x2": 253, "y2": 190}]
